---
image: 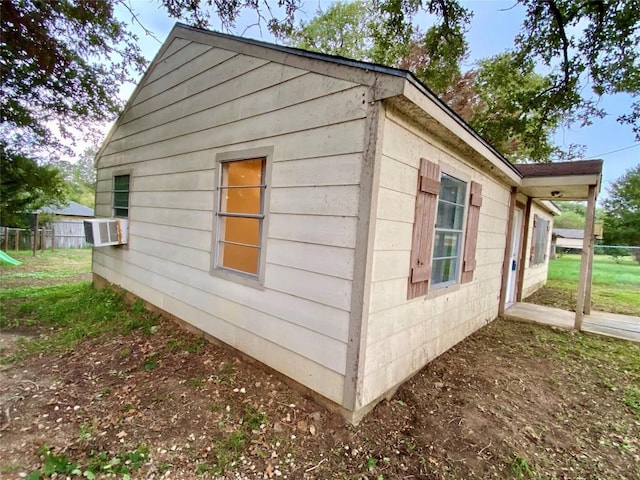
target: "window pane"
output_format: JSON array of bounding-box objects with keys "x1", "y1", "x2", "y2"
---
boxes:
[
  {"x1": 114, "y1": 175, "x2": 130, "y2": 190},
  {"x1": 114, "y1": 192, "x2": 129, "y2": 208},
  {"x1": 436, "y1": 203, "x2": 465, "y2": 229},
  {"x1": 224, "y1": 158, "x2": 263, "y2": 187},
  {"x1": 431, "y1": 258, "x2": 458, "y2": 284},
  {"x1": 433, "y1": 231, "x2": 461, "y2": 258},
  {"x1": 439, "y1": 175, "x2": 465, "y2": 204},
  {"x1": 221, "y1": 187, "x2": 262, "y2": 215},
  {"x1": 220, "y1": 217, "x2": 260, "y2": 246},
  {"x1": 219, "y1": 242, "x2": 260, "y2": 275},
  {"x1": 114, "y1": 207, "x2": 128, "y2": 217}
]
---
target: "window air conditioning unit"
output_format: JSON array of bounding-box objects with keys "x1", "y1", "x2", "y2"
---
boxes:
[{"x1": 84, "y1": 218, "x2": 129, "y2": 247}]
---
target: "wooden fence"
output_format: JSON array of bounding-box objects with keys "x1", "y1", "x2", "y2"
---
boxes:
[{"x1": 1, "y1": 220, "x2": 89, "y2": 251}]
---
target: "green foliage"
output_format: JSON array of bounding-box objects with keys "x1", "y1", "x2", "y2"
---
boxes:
[
  {"x1": 0, "y1": 282, "x2": 157, "y2": 363},
  {"x1": 623, "y1": 386, "x2": 640, "y2": 419},
  {"x1": 50, "y1": 148, "x2": 97, "y2": 208},
  {"x1": 289, "y1": 1, "x2": 373, "y2": 60},
  {"x1": 469, "y1": 53, "x2": 563, "y2": 162},
  {"x1": 1, "y1": 0, "x2": 146, "y2": 158},
  {"x1": 509, "y1": 453, "x2": 536, "y2": 479},
  {"x1": 515, "y1": 0, "x2": 640, "y2": 140},
  {"x1": 603, "y1": 165, "x2": 640, "y2": 250},
  {"x1": 27, "y1": 445, "x2": 149, "y2": 479},
  {"x1": 287, "y1": 0, "x2": 469, "y2": 96},
  {"x1": 0, "y1": 142, "x2": 67, "y2": 227},
  {"x1": 540, "y1": 254, "x2": 640, "y2": 316}
]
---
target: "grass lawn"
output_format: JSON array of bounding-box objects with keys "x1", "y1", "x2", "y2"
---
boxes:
[{"x1": 528, "y1": 254, "x2": 640, "y2": 316}]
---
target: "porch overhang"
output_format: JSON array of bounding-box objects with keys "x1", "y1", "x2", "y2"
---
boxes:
[
  {"x1": 502, "y1": 159, "x2": 604, "y2": 331},
  {"x1": 515, "y1": 159, "x2": 603, "y2": 201}
]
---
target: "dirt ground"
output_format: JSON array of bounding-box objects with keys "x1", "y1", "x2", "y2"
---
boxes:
[
  {"x1": 1, "y1": 305, "x2": 639, "y2": 479},
  {"x1": 1, "y1": 251, "x2": 638, "y2": 479}
]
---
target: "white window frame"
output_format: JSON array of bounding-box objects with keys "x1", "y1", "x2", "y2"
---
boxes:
[{"x1": 431, "y1": 172, "x2": 468, "y2": 289}]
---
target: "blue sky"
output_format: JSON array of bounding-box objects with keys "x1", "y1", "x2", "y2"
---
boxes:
[{"x1": 114, "y1": 0, "x2": 639, "y2": 199}]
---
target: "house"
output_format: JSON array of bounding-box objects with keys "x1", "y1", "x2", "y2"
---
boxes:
[
  {"x1": 91, "y1": 24, "x2": 603, "y2": 423},
  {"x1": 40, "y1": 201, "x2": 95, "y2": 248},
  {"x1": 552, "y1": 226, "x2": 603, "y2": 252}
]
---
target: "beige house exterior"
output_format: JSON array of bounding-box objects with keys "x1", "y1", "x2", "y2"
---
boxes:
[{"x1": 92, "y1": 25, "x2": 602, "y2": 423}]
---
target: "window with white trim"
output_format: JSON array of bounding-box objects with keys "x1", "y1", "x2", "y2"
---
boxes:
[
  {"x1": 408, "y1": 158, "x2": 483, "y2": 299},
  {"x1": 432, "y1": 174, "x2": 467, "y2": 287},
  {"x1": 215, "y1": 157, "x2": 266, "y2": 277}
]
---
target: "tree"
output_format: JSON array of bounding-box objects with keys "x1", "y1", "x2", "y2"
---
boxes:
[
  {"x1": 603, "y1": 165, "x2": 640, "y2": 252},
  {"x1": 167, "y1": 0, "x2": 639, "y2": 142},
  {"x1": 288, "y1": 1, "x2": 374, "y2": 60},
  {"x1": 1, "y1": 0, "x2": 146, "y2": 223},
  {"x1": 0, "y1": 142, "x2": 67, "y2": 227},
  {"x1": 284, "y1": 3, "x2": 567, "y2": 161},
  {"x1": 1, "y1": 0, "x2": 146, "y2": 157},
  {"x1": 287, "y1": 0, "x2": 468, "y2": 96},
  {"x1": 51, "y1": 148, "x2": 98, "y2": 208}
]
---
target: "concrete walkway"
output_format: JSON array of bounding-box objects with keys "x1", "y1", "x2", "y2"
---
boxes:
[{"x1": 504, "y1": 302, "x2": 640, "y2": 343}]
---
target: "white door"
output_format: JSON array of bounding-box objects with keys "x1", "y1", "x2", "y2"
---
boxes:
[{"x1": 505, "y1": 208, "x2": 523, "y2": 307}]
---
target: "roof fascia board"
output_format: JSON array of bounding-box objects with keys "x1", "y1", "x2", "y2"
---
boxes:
[
  {"x1": 521, "y1": 174, "x2": 601, "y2": 188},
  {"x1": 177, "y1": 26, "x2": 405, "y2": 100},
  {"x1": 400, "y1": 79, "x2": 522, "y2": 184},
  {"x1": 94, "y1": 24, "x2": 188, "y2": 166}
]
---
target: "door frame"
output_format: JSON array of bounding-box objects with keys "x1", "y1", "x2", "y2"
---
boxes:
[{"x1": 505, "y1": 206, "x2": 524, "y2": 307}]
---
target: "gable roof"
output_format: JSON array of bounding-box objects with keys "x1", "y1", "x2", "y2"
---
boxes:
[
  {"x1": 97, "y1": 23, "x2": 602, "y2": 201},
  {"x1": 553, "y1": 228, "x2": 584, "y2": 239},
  {"x1": 39, "y1": 201, "x2": 94, "y2": 217}
]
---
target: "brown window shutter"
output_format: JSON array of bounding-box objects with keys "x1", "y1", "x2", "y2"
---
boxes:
[
  {"x1": 407, "y1": 158, "x2": 440, "y2": 299},
  {"x1": 461, "y1": 181, "x2": 482, "y2": 284}
]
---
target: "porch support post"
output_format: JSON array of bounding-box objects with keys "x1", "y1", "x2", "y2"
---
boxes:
[
  {"x1": 499, "y1": 187, "x2": 518, "y2": 316},
  {"x1": 584, "y1": 212, "x2": 596, "y2": 315},
  {"x1": 575, "y1": 184, "x2": 597, "y2": 330}
]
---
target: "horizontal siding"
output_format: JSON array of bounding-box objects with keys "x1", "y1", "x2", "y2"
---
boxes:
[
  {"x1": 130, "y1": 191, "x2": 214, "y2": 211},
  {"x1": 266, "y1": 239, "x2": 354, "y2": 280},
  {"x1": 100, "y1": 118, "x2": 366, "y2": 170},
  {"x1": 109, "y1": 72, "x2": 356, "y2": 154},
  {"x1": 134, "y1": 170, "x2": 214, "y2": 192},
  {"x1": 271, "y1": 154, "x2": 362, "y2": 187},
  {"x1": 360, "y1": 107, "x2": 510, "y2": 407},
  {"x1": 145, "y1": 40, "x2": 211, "y2": 85},
  {"x1": 120, "y1": 62, "x2": 305, "y2": 141},
  {"x1": 92, "y1": 259, "x2": 345, "y2": 404},
  {"x1": 93, "y1": 251, "x2": 349, "y2": 371},
  {"x1": 270, "y1": 185, "x2": 360, "y2": 217},
  {"x1": 133, "y1": 46, "x2": 234, "y2": 106},
  {"x1": 93, "y1": 45, "x2": 369, "y2": 406},
  {"x1": 93, "y1": 249, "x2": 350, "y2": 344},
  {"x1": 269, "y1": 214, "x2": 358, "y2": 249},
  {"x1": 121, "y1": 54, "x2": 265, "y2": 126},
  {"x1": 102, "y1": 85, "x2": 368, "y2": 163}
]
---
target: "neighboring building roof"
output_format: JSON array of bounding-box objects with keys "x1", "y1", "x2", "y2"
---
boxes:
[
  {"x1": 553, "y1": 228, "x2": 585, "y2": 239},
  {"x1": 515, "y1": 160, "x2": 603, "y2": 178},
  {"x1": 39, "y1": 201, "x2": 94, "y2": 217}
]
